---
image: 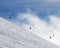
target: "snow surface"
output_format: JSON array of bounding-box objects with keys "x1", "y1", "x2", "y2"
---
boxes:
[{"x1": 0, "y1": 17, "x2": 60, "y2": 48}]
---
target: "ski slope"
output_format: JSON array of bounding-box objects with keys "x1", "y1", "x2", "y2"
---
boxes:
[{"x1": 0, "y1": 17, "x2": 60, "y2": 48}]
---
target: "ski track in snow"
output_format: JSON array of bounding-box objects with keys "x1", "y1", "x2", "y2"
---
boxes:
[{"x1": 0, "y1": 17, "x2": 60, "y2": 48}]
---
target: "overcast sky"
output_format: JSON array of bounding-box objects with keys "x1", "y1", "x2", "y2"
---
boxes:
[{"x1": 0, "y1": 0, "x2": 60, "y2": 46}]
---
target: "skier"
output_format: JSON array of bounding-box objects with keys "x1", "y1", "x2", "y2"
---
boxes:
[
  {"x1": 50, "y1": 36, "x2": 52, "y2": 39},
  {"x1": 29, "y1": 24, "x2": 34, "y2": 29},
  {"x1": 49, "y1": 31, "x2": 54, "y2": 39},
  {"x1": 29, "y1": 27, "x2": 31, "y2": 29},
  {"x1": 9, "y1": 16, "x2": 11, "y2": 19}
]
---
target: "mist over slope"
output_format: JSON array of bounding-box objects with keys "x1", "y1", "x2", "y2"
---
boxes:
[{"x1": 0, "y1": 17, "x2": 60, "y2": 48}]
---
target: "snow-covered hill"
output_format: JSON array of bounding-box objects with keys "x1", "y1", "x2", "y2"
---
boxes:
[{"x1": 0, "y1": 17, "x2": 60, "y2": 48}]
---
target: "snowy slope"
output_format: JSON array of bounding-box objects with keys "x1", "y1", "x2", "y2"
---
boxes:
[{"x1": 0, "y1": 17, "x2": 60, "y2": 48}]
